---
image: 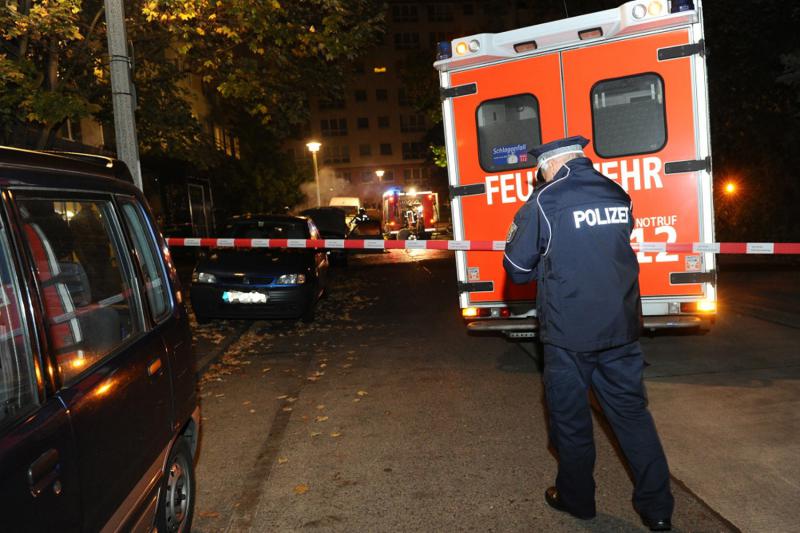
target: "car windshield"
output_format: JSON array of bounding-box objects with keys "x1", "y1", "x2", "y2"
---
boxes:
[{"x1": 225, "y1": 220, "x2": 309, "y2": 239}]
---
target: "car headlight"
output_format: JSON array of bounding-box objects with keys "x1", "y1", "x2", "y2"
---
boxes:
[
  {"x1": 275, "y1": 273, "x2": 306, "y2": 285},
  {"x1": 192, "y1": 271, "x2": 217, "y2": 284}
]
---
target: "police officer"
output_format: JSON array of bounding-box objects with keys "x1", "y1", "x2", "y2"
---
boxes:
[{"x1": 503, "y1": 136, "x2": 674, "y2": 531}]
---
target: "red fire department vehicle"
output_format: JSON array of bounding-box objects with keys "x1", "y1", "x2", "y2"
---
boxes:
[
  {"x1": 382, "y1": 188, "x2": 440, "y2": 240},
  {"x1": 435, "y1": 0, "x2": 716, "y2": 337}
]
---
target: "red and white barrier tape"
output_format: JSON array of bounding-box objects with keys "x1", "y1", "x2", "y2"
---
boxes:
[{"x1": 165, "y1": 238, "x2": 800, "y2": 254}]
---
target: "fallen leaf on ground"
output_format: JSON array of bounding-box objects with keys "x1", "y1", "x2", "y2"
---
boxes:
[
  {"x1": 330, "y1": 432, "x2": 342, "y2": 438},
  {"x1": 293, "y1": 484, "x2": 309, "y2": 495},
  {"x1": 249, "y1": 409, "x2": 256, "y2": 413},
  {"x1": 353, "y1": 398, "x2": 361, "y2": 403},
  {"x1": 262, "y1": 368, "x2": 272, "y2": 373},
  {"x1": 341, "y1": 363, "x2": 352, "y2": 369},
  {"x1": 286, "y1": 397, "x2": 297, "y2": 403},
  {"x1": 198, "y1": 510, "x2": 220, "y2": 518},
  {"x1": 282, "y1": 406, "x2": 293, "y2": 412},
  {"x1": 276, "y1": 394, "x2": 288, "y2": 399},
  {"x1": 316, "y1": 404, "x2": 325, "y2": 410},
  {"x1": 357, "y1": 390, "x2": 368, "y2": 397},
  {"x1": 320, "y1": 363, "x2": 327, "y2": 369},
  {"x1": 315, "y1": 415, "x2": 329, "y2": 422},
  {"x1": 310, "y1": 431, "x2": 321, "y2": 437},
  {"x1": 277, "y1": 457, "x2": 288, "y2": 464},
  {"x1": 242, "y1": 400, "x2": 252, "y2": 405}
]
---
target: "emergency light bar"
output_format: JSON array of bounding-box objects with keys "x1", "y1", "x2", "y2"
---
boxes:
[{"x1": 434, "y1": 0, "x2": 697, "y2": 70}]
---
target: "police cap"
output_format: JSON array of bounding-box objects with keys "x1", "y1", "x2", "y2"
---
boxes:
[{"x1": 529, "y1": 135, "x2": 590, "y2": 168}]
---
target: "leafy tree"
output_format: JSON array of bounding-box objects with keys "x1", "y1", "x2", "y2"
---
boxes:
[
  {"x1": 145, "y1": 0, "x2": 385, "y2": 136},
  {"x1": 0, "y1": 0, "x2": 103, "y2": 146},
  {"x1": 1, "y1": 0, "x2": 385, "y2": 216}
]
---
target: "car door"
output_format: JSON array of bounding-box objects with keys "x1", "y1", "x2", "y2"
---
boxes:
[
  {"x1": 117, "y1": 197, "x2": 195, "y2": 430},
  {"x1": 13, "y1": 193, "x2": 173, "y2": 531},
  {"x1": 0, "y1": 202, "x2": 81, "y2": 531},
  {"x1": 446, "y1": 52, "x2": 565, "y2": 308}
]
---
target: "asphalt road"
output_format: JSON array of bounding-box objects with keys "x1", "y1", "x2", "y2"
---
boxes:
[{"x1": 188, "y1": 250, "x2": 799, "y2": 533}]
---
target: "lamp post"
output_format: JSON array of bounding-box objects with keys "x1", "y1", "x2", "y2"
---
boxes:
[
  {"x1": 375, "y1": 169, "x2": 385, "y2": 182},
  {"x1": 306, "y1": 141, "x2": 322, "y2": 206}
]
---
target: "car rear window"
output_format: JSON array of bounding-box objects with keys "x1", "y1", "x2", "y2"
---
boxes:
[{"x1": 225, "y1": 220, "x2": 309, "y2": 239}]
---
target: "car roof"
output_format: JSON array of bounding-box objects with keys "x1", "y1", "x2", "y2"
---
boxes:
[{"x1": 0, "y1": 146, "x2": 138, "y2": 194}]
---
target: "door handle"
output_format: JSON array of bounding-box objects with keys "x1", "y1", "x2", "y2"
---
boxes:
[
  {"x1": 28, "y1": 449, "x2": 60, "y2": 497},
  {"x1": 147, "y1": 358, "x2": 163, "y2": 376}
]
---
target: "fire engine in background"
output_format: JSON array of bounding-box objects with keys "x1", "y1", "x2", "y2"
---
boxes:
[
  {"x1": 435, "y1": 0, "x2": 716, "y2": 337},
  {"x1": 382, "y1": 188, "x2": 440, "y2": 240}
]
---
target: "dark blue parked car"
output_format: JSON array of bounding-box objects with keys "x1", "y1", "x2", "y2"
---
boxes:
[
  {"x1": 0, "y1": 147, "x2": 198, "y2": 532},
  {"x1": 190, "y1": 214, "x2": 329, "y2": 322}
]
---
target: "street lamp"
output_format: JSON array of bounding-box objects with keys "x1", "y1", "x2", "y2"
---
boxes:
[
  {"x1": 724, "y1": 181, "x2": 737, "y2": 196},
  {"x1": 375, "y1": 169, "x2": 385, "y2": 181},
  {"x1": 306, "y1": 141, "x2": 322, "y2": 206}
]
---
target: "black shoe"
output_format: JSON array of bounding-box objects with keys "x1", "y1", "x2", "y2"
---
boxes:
[
  {"x1": 642, "y1": 517, "x2": 672, "y2": 531},
  {"x1": 544, "y1": 487, "x2": 596, "y2": 520}
]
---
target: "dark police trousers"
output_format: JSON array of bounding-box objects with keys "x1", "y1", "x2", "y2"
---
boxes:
[{"x1": 543, "y1": 340, "x2": 674, "y2": 519}]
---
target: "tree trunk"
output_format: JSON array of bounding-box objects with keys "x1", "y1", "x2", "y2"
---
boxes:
[{"x1": 35, "y1": 40, "x2": 61, "y2": 149}]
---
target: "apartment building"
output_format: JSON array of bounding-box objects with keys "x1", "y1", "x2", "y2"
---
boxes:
[{"x1": 286, "y1": 2, "x2": 517, "y2": 206}]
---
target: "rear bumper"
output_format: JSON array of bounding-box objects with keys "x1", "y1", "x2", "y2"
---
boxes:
[
  {"x1": 643, "y1": 315, "x2": 713, "y2": 330},
  {"x1": 465, "y1": 314, "x2": 713, "y2": 336}
]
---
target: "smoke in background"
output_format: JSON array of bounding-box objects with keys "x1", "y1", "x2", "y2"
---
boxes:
[{"x1": 295, "y1": 167, "x2": 387, "y2": 211}]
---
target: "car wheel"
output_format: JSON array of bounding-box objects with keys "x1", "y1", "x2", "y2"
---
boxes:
[
  {"x1": 156, "y1": 438, "x2": 195, "y2": 533},
  {"x1": 397, "y1": 229, "x2": 411, "y2": 240}
]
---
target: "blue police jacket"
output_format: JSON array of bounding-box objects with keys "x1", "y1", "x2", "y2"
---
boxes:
[{"x1": 503, "y1": 157, "x2": 642, "y2": 351}]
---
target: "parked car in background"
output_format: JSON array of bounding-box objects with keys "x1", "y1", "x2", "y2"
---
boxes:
[
  {"x1": 0, "y1": 147, "x2": 198, "y2": 532},
  {"x1": 190, "y1": 214, "x2": 329, "y2": 322},
  {"x1": 300, "y1": 206, "x2": 349, "y2": 266}
]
